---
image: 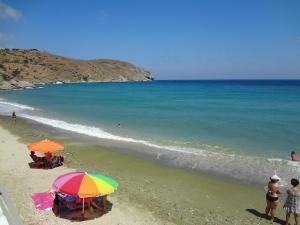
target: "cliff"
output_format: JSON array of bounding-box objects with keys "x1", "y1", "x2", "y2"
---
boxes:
[{"x1": 0, "y1": 48, "x2": 153, "y2": 90}]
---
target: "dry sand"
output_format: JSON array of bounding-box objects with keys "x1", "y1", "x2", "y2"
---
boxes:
[{"x1": 0, "y1": 126, "x2": 173, "y2": 225}]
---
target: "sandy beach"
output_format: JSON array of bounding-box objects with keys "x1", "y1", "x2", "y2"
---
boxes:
[
  {"x1": 0, "y1": 121, "x2": 173, "y2": 225},
  {"x1": 0, "y1": 116, "x2": 288, "y2": 225}
]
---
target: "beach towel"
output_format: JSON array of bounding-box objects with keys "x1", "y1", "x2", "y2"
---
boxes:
[{"x1": 31, "y1": 192, "x2": 54, "y2": 211}]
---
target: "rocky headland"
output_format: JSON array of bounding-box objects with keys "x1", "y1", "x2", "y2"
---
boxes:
[{"x1": 0, "y1": 48, "x2": 153, "y2": 90}]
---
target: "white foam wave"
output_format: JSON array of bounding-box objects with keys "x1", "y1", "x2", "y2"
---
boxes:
[
  {"x1": 0, "y1": 100, "x2": 35, "y2": 110},
  {"x1": 20, "y1": 114, "x2": 207, "y2": 156},
  {"x1": 267, "y1": 158, "x2": 285, "y2": 163}
]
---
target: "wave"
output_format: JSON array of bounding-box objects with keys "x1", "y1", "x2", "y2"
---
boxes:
[
  {"x1": 20, "y1": 114, "x2": 207, "y2": 156},
  {"x1": 0, "y1": 100, "x2": 35, "y2": 111},
  {"x1": 267, "y1": 158, "x2": 285, "y2": 163},
  {"x1": 8, "y1": 113, "x2": 300, "y2": 186}
]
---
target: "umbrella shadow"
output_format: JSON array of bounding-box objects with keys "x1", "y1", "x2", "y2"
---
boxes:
[
  {"x1": 28, "y1": 162, "x2": 45, "y2": 169},
  {"x1": 245, "y1": 209, "x2": 285, "y2": 225},
  {"x1": 55, "y1": 200, "x2": 113, "y2": 222}
]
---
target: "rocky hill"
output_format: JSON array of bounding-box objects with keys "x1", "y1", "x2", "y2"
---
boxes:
[{"x1": 0, "y1": 48, "x2": 153, "y2": 90}]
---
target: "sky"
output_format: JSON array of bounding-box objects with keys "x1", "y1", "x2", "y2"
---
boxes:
[{"x1": 0, "y1": 0, "x2": 300, "y2": 80}]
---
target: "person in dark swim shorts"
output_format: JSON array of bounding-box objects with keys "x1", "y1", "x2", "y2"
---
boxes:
[{"x1": 265, "y1": 174, "x2": 281, "y2": 222}]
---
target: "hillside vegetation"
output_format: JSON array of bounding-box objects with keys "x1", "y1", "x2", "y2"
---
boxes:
[{"x1": 0, "y1": 48, "x2": 153, "y2": 90}]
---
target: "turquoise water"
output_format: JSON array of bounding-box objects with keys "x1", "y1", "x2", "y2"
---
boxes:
[{"x1": 1, "y1": 80, "x2": 300, "y2": 160}]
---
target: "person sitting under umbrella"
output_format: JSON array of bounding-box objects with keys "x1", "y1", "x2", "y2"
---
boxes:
[
  {"x1": 45, "y1": 151, "x2": 53, "y2": 158},
  {"x1": 52, "y1": 172, "x2": 118, "y2": 218},
  {"x1": 86, "y1": 196, "x2": 106, "y2": 213},
  {"x1": 30, "y1": 151, "x2": 44, "y2": 168},
  {"x1": 27, "y1": 139, "x2": 65, "y2": 168},
  {"x1": 44, "y1": 151, "x2": 53, "y2": 166}
]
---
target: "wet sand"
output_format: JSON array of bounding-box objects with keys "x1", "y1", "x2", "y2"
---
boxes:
[{"x1": 0, "y1": 116, "x2": 287, "y2": 225}]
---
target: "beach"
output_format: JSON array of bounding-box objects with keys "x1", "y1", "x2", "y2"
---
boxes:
[
  {"x1": 0, "y1": 118, "x2": 174, "y2": 225},
  {"x1": 1, "y1": 0, "x2": 299, "y2": 223},
  {"x1": 0, "y1": 116, "x2": 290, "y2": 225}
]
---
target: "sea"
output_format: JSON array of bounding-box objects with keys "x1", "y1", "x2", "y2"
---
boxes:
[{"x1": 1, "y1": 80, "x2": 300, "y2": 186}]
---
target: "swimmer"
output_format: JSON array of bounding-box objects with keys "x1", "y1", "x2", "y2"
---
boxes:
[{"x1": 291, "y1": 151, "x2": 299, "y2": 161}]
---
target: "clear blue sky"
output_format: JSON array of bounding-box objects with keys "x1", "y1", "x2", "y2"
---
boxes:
[{"x1": 1, "y1": 0, "x2": 300, "y2": 79}]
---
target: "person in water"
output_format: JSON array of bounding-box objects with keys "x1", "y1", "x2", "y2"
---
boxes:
[
  {"x1": 265, "y1": 174, "x2": 281, "y2": 222},
  {"x1": 283, "y1": 178, "x2": 300, "y2": 225},
  {"x1": 291, "y1": 151, "x2": 299, "y2": 161},
  {"x1": 11, "y1": 111, "x2": 16, "y2": 123}
]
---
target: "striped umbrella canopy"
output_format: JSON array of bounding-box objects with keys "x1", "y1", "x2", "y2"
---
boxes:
[
  {"x1": 52, "y1": 172, "x2": 118, "y2": 198},
  {"x1": 27, "y1": 139, "x2": 64, "y2": 153}
]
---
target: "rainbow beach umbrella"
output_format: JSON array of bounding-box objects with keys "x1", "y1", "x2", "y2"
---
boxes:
[
  {"x1": 52, "y1": 172, "x2": 118, "y2": 198},
  {"x1": 52, "y1": 172, "x2": 118, "y2": 216}
]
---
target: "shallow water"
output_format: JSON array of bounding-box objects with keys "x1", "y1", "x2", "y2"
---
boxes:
[{"x1": 1, "y1": 80, "x2": 300, "y2": 184}]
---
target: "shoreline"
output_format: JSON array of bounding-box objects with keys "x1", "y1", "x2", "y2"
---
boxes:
[
  {"x1": 4, "y1": 111, "x2": 299, "y2": 187},
  {"x1": 0, "y1": 116, "x2": 289, "y2": 224},
  {"x1": 0, "y1": 80, "x2": 155, "y2": 91}
]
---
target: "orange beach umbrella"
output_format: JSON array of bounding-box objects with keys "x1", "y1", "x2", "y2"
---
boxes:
[{"x1": 27, "y1": 139, "x2": 64, "y2": 153}]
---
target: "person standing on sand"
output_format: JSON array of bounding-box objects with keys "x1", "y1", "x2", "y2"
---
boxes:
[
  {"x1": 283, "y1": 178, "x2": 300, "y2": 225},
  {"x1": 265, "y1": 174, "x2": 281, "y2": 222},
  {"x1": 11, "y1": 111, "x2": 16, "y2": 123}
]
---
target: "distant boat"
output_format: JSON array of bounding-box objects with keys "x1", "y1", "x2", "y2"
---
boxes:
[{"x1": 54, "y1": 81, "x2": 64, "y2": 84}]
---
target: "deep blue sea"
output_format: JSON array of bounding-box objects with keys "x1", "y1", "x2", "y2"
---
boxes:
[{"x1": 1, "y1": 80, "x2": 300, "y2": 184}]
